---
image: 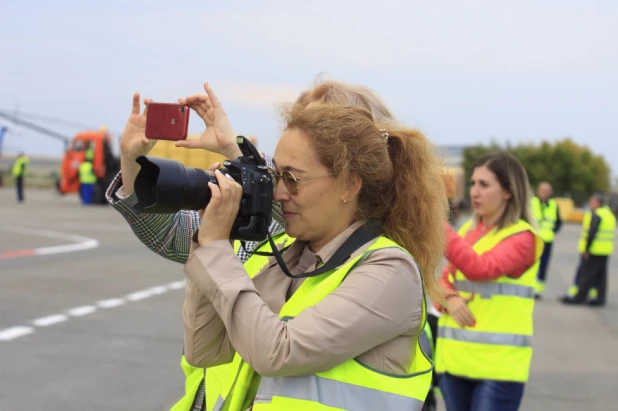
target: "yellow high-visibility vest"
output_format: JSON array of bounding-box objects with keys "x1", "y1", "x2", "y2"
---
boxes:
[
  {"x1": 530, "y1": 197, "x2": 558, "y2": 243},
  {"x1": 79, "y1": 161, "x2": 97, "y2": 184},
  {"x1": 578, "y1": 206, "x2": 616, "y2": 256},
  {"x1": 435, "y1": 219, "x2": 543, "y2": 383},
  {"x1": 208, "y1": 236, "x2": 432, "y2": 411},
  {"x1": 12, "y1": 155, "x2": 28, "y2": 178},
  {"x1": 171, "y1": 233, "x2": 292, "y2": 411}
]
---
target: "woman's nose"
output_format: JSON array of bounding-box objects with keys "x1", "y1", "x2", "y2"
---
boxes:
[{"x1": 273, "y1": 178, "x2": 290, "y2": 202}]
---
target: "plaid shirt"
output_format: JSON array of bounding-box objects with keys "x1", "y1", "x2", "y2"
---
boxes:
[{"x1": 105, "y1": 156, "x2": 285, "y2": 410}]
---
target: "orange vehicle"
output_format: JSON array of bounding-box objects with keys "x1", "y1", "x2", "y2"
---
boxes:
[
  {"x1": 57, "y1": 128, "x2": 120, "y2": 203},
  {"x1": 0, "y1": 111, "x2": 120, "y2": 204}
]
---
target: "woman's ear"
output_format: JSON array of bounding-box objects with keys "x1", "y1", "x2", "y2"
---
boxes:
[{"x1": 344, "y1": 174, "x2": 363, "y2": 202}]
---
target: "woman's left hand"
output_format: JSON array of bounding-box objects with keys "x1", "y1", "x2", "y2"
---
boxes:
[{"x1": 197, "y1": 170, "x2": 243, "y2": 246}]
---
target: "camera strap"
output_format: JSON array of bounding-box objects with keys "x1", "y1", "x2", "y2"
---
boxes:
[{"x1": 259, "y1": 221, "x2": 383, "y2": 279}]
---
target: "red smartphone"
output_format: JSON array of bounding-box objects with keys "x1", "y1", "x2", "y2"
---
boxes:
[{"x1": 145, "y1": 103, "x2": 190, "y2": 140}]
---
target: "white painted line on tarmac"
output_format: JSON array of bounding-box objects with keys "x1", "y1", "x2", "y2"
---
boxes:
[
  {"x1": 97, "y1": 298, "x2": 126, "y2": 308},
  {"x1": 67, "y1": 305, "x2": 97, "y2": 317},
  {"x1": 0, "y1": 227, "x2": 99, "y2": 258},
  {"x1": 0, "y1": 326, "x2": 35, "y2": 341},
  {"x1": 36, "y1": 241, "x2": 99, "y2": 255},
  {"x1": 167, "y1": 280, "x2": 186, "y2": 290},
  {"x1": 32, "y1": 314, "x2": 68, "y2": 327},
  {"x1": 148, "y1": 286, "x2": 168, "y2": 295},
  {"x1": 127, "y1": 290, "x2": 155, "y2": 301},
  {"x1": 1, "y1": 279, "x2": 186, "y2": 342}
]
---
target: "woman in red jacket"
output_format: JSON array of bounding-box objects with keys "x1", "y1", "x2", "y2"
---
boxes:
[{"x1": 436, "y1": 152, "x2": 543, "y2": 411}]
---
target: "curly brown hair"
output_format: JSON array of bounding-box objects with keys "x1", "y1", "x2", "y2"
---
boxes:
[{"x1": 283, "y1": 104, "x2": 449, "y2": 300}]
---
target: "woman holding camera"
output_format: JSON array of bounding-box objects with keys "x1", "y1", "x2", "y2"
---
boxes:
[
  {"x1": 182, "y1": 103, "x2": 448, "y2": 410},
  {"x1": 108, "y1": 80, "x2": 444, "y2": 410},
  {"x1": 435, "y1": 153, "x2": 544, "y2": 411},
  {"x1": 106, "y1": 80, "x2": 397, "y2": 264}
]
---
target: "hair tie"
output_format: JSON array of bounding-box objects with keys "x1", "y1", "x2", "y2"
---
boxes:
[{"x1": 379, "y1": 129, "x2": 389, "y2": 144}]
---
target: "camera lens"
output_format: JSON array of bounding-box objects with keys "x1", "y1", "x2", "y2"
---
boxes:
[{"x1": 132, "y1": 156, "x2": 219, "y2": 213}]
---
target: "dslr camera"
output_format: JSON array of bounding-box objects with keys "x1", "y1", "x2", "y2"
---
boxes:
[{"x1": 132, "y1": 136, "x2": 273, "y2": 241}]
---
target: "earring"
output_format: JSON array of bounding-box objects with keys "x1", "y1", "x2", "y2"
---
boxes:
[{"x1": 343, "y1": 199, "x2": 348, "y2": 204}]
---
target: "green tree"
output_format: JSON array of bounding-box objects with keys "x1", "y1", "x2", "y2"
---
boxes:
[
  {"x1": 461, "y1": 138, "x2": 611, "y2": 206},
  {"x1": 461, "y1": 140, "x2": 503, "y2": 183}
]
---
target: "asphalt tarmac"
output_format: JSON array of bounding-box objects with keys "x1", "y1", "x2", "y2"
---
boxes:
[{"x1": 1, "y1": 187, "x2": 617, "y2": 411}]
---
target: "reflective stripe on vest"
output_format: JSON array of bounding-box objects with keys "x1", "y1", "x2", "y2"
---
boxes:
[
  {"x1": 578, "y1": 207, "x2": 616, "y2": 256},
  {"x1": 419, "y1": 326, "x2": 433, "y2": 362},
  {"x1": 214, "y1": 236, "x2": 432, "y2": 411},
  {"x1": 453, "y1": 279, "x2": 535, "y2": 299},
  {"x1": 172, "y1": 233, "x2": 293, "y2": 411},
  {"x1": 530, "y1": 197, "x2": 558, "y2": 243},
  {"x1": 418, "y1": 323, "x2": 434, "y2": 391},
  {"x1": 438, "y1": 326, "x2": 532, "y2": 347},
  {"x1": 435, "y1": 219, "x2": 543, "y2": 383},
  {"x1": 254, "y1": 374, "x2": 425, "y2": 411}
]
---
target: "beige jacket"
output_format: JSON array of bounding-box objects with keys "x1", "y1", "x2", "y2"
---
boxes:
[{"x1": 183, "y1": 221, "x2": 424, "y2": 377}]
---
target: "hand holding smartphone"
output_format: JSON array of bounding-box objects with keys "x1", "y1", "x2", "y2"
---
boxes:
[{"x1": 145, "y1": 103, "x2": 190, "y2": 141}]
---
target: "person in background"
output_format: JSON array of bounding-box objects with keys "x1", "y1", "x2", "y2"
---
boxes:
[
  {"x1": 435, "y1": 152, "x2": 543, "y2": 411},
  {"x1": 12, "y1": 152, "x2": 28, "y2": 203},
  {"x1": 530, "y1": 181, "x2": 562, "y2": 299},
  {"x1": 561, "y1": 193, "x2": 616, "y2": 307},
  {"x1": 79, "y1": 149, "x2": 97, "y2": 205}
]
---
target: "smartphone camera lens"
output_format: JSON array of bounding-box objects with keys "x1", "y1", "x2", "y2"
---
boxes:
[{"x1": 180, "y1": 106, "x2": 185, "y2": 113}]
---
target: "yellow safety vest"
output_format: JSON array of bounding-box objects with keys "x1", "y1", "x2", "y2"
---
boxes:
[
  {"x1": 530, "y1": 197, "x2": 558, "y2": 243},
  {"x1": 79, "y1": 161, "x2": 97, "y2": 184},
  {"x1": 435, "y1": 219, "x2": 543, "y2": 383},
  {"x1": 578, "y1": 206, "x2": 616, "y2": 256},
  {"x1": 208, "y1": 236, "x2": 432, "y2": 411},
  {"x1": 12, "y1": 156, "x2": 28, "y2": 178},
  {"x1": 172, "y1": 233, "x2": 293, "y2": 411}
]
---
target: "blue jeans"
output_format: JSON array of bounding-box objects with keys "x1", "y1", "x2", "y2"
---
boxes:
[
  {"x1": 439, "y1": 373, "x2": 525, "y2": 411},
  {"x1": 80, "y1": 183, "x2": 94, "y2": 204}
]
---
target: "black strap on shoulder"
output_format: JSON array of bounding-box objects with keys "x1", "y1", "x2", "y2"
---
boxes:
[{"x1": 246, "y1": 220, "x2": 383, "y2": 279}]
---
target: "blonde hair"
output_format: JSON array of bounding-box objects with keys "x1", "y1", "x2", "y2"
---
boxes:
[
  {"x1": 295, "y1": 79, "x2": 396, "y2": 125},
  {"x1": 473, "y1": 152, "x2": 536, "y2": 230},
  {"x1": 283, "y1": 104, "x2": 449, "y2": 301}
]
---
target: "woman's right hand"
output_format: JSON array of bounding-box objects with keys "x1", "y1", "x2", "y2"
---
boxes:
[
  {"x1": 119, "y1": 93, "x2": 157, "y2": 161},
  {"x1": 175, "y1": 82, "x2": 242, "y2": 160},
  {"x1": 445, "y1": 294, "x2": 476, "y2": 328}
]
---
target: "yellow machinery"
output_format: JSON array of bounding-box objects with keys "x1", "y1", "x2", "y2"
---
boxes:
[
  {"x1": 553, "y1": 197, "x2": 585, "y2": 223},
  {"x1": 148, "y1": 136, "x2": 230, "y2": 169},
  {"x1": 147, "y1": 135, "x2": 259, "y2": 169}
]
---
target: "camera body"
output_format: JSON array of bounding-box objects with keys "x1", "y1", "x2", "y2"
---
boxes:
[{"x1": 132, "y1": 136, "x2": 273, "y2": 241}]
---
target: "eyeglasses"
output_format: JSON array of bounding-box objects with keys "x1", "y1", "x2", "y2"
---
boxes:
[{"x1": 268, "y1": 167, "x2": 332, "y2": 195}]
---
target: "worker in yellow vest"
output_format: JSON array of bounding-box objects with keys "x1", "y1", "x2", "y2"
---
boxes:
[
  {"x1": 561, "y1": 193, "x2": 616, "y2": 306},
  {"x1": 11, "y1": 152, "x2": 29, "y2": 203},
  {"x1": 79, "y1": 149, "x2": 97, "y2": 205},
  {"x1": 530, "y1": 182, "x2": 562, "y2": 298},
  {"x1": 181, "y1": 104, "x2": 447, "y2": 410},
  {"x1": 435, "y1": 153, "x2": 543, "y2": 411}
]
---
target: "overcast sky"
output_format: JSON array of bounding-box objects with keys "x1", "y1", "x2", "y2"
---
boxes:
[{"x1": 1, "y1": 0, "x2": 617, "y2": 177}]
